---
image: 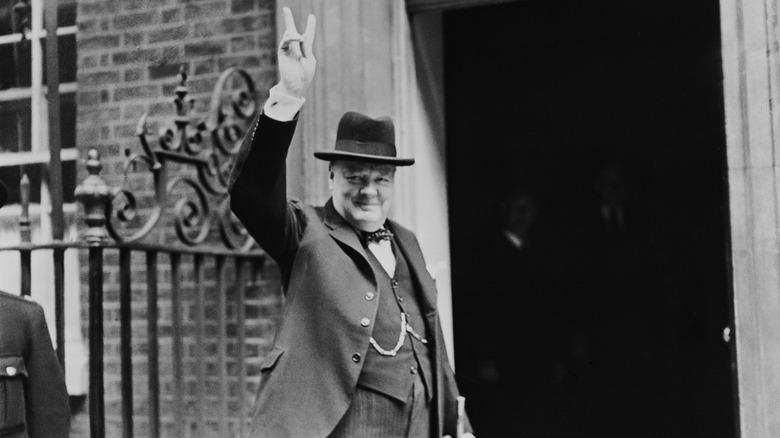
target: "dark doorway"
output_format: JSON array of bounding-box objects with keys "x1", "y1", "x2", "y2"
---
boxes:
[{"x1": 444, "y1": 2, "x2": 736, "y2": 437}]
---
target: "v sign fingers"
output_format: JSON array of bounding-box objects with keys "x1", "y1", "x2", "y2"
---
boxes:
[
  {"x1": 282, "y1": 7, "x2": 299, "y2": 35},
  {"x1": 280, "y1": 8, "x2": 303, "y2": 59},
  {"x1": 275, "y1": 8, "x2": 317, "y2": 97},
  {"x1": 301, "y1": 13, "x2": 316, "y2": 60}
]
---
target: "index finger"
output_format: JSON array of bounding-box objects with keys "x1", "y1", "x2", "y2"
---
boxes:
[
  {"x1": 302, "y1": 14, "x2": 316, "y2": 58},
  {"x1": 282, "y1": 7, "x2": 299, "y2": 35}
]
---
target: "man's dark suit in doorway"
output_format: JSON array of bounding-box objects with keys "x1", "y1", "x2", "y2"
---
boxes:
[
  {"x1": 465, "y1": 192, "x2": 565, "y2": 437},
  {"x1": 570, "y1": 161, "x2": 664, "y2": 438}
]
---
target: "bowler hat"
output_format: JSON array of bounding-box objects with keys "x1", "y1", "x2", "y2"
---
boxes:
[{"x1": 314, "y1": 111, "x2": 414, "y2": 166}]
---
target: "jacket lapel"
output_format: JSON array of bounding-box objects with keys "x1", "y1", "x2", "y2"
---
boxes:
[
  {"x1": 390, "y1": 220, "x2": 445, "y2": 435},
  {"x1": 389, "y1": 221, "x2": 437, "y2": 315},
  {"x1": 321, "y1": 202, "x2": 436, "y2": 314},
  {"x1": 322, "y1": 200, "x2": 375, "y2": 276}
]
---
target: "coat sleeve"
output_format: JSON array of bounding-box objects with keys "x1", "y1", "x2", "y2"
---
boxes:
[
  {"x1": 24, "y1": 303, "x2": 70, "y2": 438},
  {"x1": 228, "y1": 112, "x2": 307, "y2": 273}
]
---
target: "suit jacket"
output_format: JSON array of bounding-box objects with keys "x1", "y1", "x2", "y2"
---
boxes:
[
  {"x1": 0, "y1": 291, "x2": 70, "y2": 438},
  {"x1": 229, "y1": 114, "x2": 464, "y2": 438}
]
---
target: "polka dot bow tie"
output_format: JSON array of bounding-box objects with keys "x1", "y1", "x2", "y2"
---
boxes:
[{"x1": 363, "y1": 228, "x2": 394, "y2": 244}]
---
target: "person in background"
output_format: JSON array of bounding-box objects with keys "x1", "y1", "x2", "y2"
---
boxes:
[{"x1": 466, "y1": 190, "x2": 564, "y2": 437}]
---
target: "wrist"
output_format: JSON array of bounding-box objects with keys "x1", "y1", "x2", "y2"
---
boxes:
[
  {"x1": 274, "y1": 82, "x2": 306, "y2": 100},
  {"x1": 264, "y1": 84, "x2": 306, "y2": 122}
]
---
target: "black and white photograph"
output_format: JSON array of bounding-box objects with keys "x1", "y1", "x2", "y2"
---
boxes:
[{"x1": 0, "y1": 0, "x2": 772, "y2": 437}]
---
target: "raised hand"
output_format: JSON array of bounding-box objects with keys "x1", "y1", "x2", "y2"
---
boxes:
[{"x1": 277, "y1": 7, "x2": 316, "y2": 98}]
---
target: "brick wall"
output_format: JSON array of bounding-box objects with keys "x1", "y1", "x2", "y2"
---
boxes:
[{"x1": 74, "y1": 1, "x2": 280, "y2": 436}]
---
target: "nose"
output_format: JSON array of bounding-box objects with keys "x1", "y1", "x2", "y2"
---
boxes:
[{"x1": 358, "y1": 182, "x2": 378, "y2": 197}]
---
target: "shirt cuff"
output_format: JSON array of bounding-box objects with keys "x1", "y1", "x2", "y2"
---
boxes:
[{"x1": 263, "y1": 84, "x2": 305, "y2": 121}]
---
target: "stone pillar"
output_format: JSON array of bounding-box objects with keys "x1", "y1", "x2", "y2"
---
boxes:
[{"x1": 720, "y1": 0, "x2": 780, "y2": 436}]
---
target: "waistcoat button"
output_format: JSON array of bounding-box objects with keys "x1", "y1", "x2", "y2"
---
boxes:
[
  {"x1": 365, "y1": 291, "x2": 375, "y2": 301},
  {"x1": 360, "y1": 317, "x2": 370, "y2": 327},
  {"x1": 352, "y1": 353, "x2": 361, "y2": 363}
]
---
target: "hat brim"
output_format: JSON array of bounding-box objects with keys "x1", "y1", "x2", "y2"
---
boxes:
[{"x1": 314, "y1": 150, "x2": 414, "y2": 166}]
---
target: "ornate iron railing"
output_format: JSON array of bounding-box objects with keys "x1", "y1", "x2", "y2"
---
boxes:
[
  {"x1": 98, "y1": 66, "x2": 258, "y2": 249},
  {"x1": 0, "y1": 67, "x2": 274, "y2": 438}
]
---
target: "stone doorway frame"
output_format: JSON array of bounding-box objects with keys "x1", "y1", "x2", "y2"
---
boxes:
[{"x1": 720, "y1": 0, "x2": 780, "y2": 436}]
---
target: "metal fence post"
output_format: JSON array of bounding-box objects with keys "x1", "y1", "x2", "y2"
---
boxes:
[{"x1": 75, "y1": 148, "x2": 111, "y2": 438}]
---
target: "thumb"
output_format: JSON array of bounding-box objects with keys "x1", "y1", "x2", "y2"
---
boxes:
[{"x1": 279, "y1": 32, "x2": 303, "y2": 59}]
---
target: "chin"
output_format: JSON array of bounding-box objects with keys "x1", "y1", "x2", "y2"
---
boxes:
[
  {"x1": 348, "y1": 212, "x2": 384, "y2": 230},
  {"x1": 352, "y1": 217, "x2": 381, "y2": 231}
]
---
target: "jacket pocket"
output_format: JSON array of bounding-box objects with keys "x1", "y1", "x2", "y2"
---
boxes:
[
  {"x1": 259, "y1": 347, "x2": 284, "y2": 372},
  {"x1": 0, "y1": 356, "x2": 28, "y2": 435}
]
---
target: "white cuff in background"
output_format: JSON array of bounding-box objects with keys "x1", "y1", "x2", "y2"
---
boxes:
[{"x1": 263, "y1": 84, "x2": 306, "y2": 121}]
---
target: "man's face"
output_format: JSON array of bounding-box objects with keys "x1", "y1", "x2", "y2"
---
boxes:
[
  {"x1": 596, "y1": 163, "x2": 627, "y2": 206},
  {"x1": 503, "y1": 194, "x2": 538, "y2": 237},
  {"x1": 329, "y1": 160, "x2": 396, "y2": 231}
]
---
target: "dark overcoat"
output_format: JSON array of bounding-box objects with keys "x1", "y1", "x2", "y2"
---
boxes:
[
  {"x1": 229, "y1": 114, "x2": 463, "y2": 438},
  {"x1": 0, "y1": 290, "x2": 70, "y2": 438}
]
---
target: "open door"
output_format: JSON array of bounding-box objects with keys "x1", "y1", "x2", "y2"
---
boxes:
[{"x1": 443, "y1": 2, "x2": 737, "y2": 437}]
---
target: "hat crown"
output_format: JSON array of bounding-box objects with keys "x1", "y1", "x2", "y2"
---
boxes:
[
  {"x1": 336, "y1": 111, "x2": 395, "y2": 146},
  {"x1": 313, "y1": 111, "x2": 414, "y2": 166}
]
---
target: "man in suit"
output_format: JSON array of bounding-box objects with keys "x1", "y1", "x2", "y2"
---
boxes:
[
  {"x1": 569, "y1": 159, "x2": 664, "y2": 437},
  {"x1": 464, "y1": 191, "x2": 567, "y2": 437},
  {"x1": 229, "y1": 8, "x2": 473, "y2": 438},
  {"x1": 0, "y1": 180, "x2": 70, "y2": 437}
]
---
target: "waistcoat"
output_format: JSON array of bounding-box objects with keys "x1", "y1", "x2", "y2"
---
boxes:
[{"x1": 357, "y1": 239, "x2": 433, "y2": 403}]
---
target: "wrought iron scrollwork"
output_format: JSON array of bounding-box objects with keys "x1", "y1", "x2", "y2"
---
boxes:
[{"x1": 79, "y1": 66, "x2": 260, "y2": 249}]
